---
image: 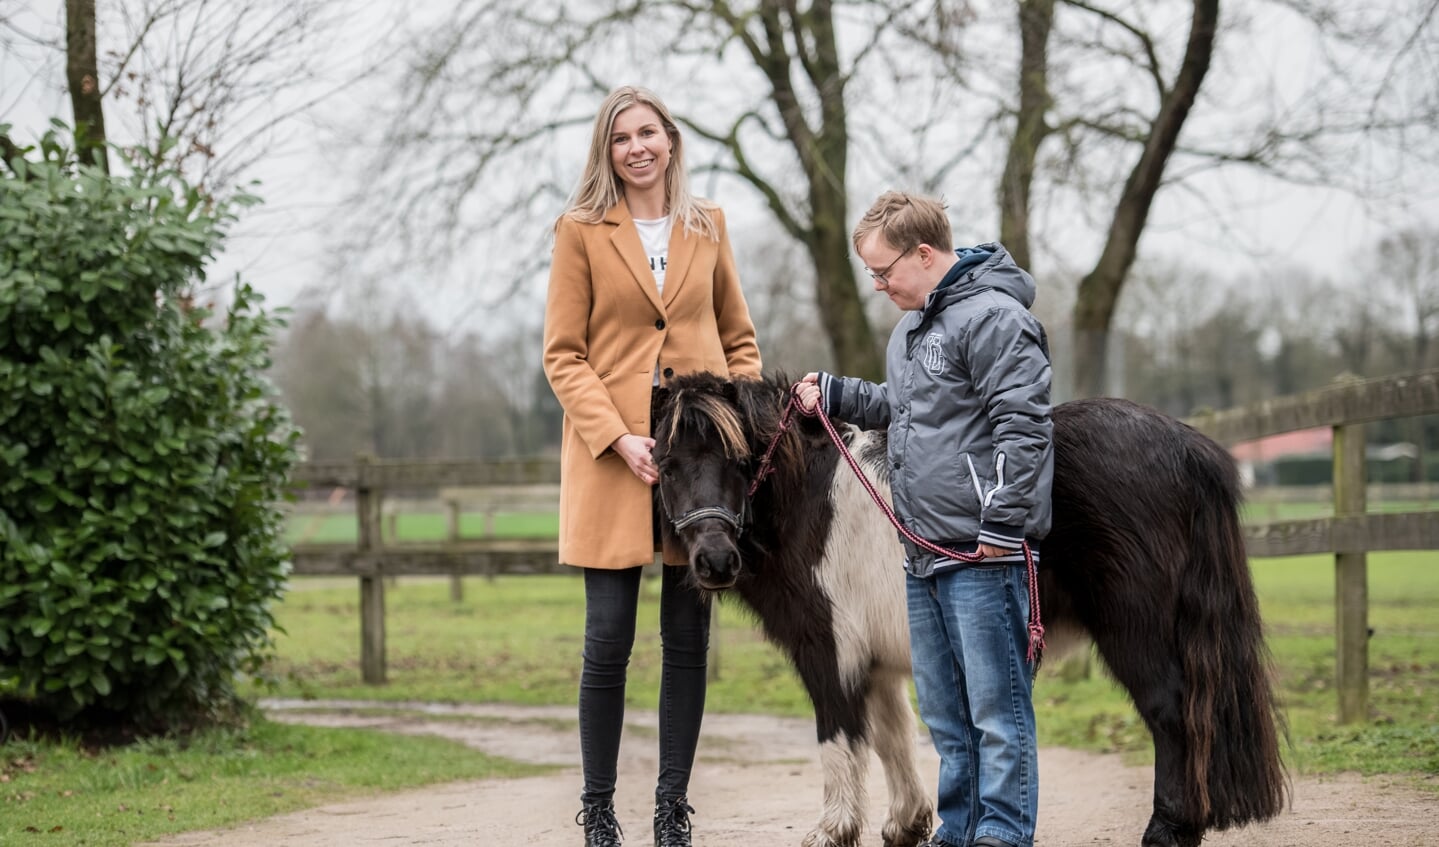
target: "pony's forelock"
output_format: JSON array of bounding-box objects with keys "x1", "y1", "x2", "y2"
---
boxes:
[{"x1": 666, "y1": 387, "x2": 751, "y2": 461}]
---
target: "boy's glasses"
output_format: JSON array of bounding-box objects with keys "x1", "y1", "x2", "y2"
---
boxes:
[{"x1": 865, "y1": 245, "x2": 914, "y2": 287}]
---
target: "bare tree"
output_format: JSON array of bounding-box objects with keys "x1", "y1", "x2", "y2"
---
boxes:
[
  {"x1": 1065, "y1": 0, "x2": 1219, "y2": 397},
  {"x1": 65, "y1": 0, "x2": 109, "y2": 169},
  {"x1": 360, "y1": 0, "x2": 1438, "y2": 393},
  {"x1": 357, "y1": 0, "x2": 976, "y2": 379},
  {"x1": 6, "y1": 0, "x2": 373, "y2": 194},
  {"x1": 1373, "y1": 227, "x2": 1439, "y2": 372},
  {"x1": 952, "y1": 0, "x2": 1439, "y2": 396}
]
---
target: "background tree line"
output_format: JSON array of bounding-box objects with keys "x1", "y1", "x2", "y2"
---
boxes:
[
  {"x1": 7, "y1": 0, "x2": 1436, "y2": 398},
  {"x1": 270, "y1": 223, "x2": 1439, "y2": 462}
]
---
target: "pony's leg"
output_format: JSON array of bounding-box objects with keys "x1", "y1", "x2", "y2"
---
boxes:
[
  {"x1": 1109, "y1": 653, "x2": 1204, "y2": 847},
  {"x1": 1137, "y1": 691, "x2": 1206, "y2": 847},
  {"x1": 866, "y1": 669, "x2": 933, "y2": 847},
  {"x1": 804, "y1": 731, "x2": 869, "y2": 847},
  {"x1": 795, "y1": 665, "x2": 870, "y2": 847}
]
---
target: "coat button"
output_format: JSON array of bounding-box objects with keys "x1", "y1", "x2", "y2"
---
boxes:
[
  {"x1": 663, "y1": 367, "x2": 674, "y2": 378},
  {"x1": 655, "y1": 318, "x2": 666, "y2": 330}
]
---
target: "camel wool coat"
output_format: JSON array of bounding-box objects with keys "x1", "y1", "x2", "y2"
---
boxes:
[{"x1": 542, "y1": 198, "x2": 762, "y2": 569}]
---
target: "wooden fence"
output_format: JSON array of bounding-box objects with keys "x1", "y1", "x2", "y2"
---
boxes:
[
  {"x1": 290, "y1": 370, "x2": 1439, "y2": 722},
  {"x1": 1186, "y1": 369, "x2": 1439, "y2": 723}
]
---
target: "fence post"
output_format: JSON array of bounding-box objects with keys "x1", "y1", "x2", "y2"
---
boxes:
[
  {"x1": 445, "y1": 498, "x2": 464, "y2": 602},
  {"x1": 356, "y1": 454, "x2": 387, "y2": 685},
  {"x1": 1333, "y1": 422, "x2": 1367, "y2": 724}
]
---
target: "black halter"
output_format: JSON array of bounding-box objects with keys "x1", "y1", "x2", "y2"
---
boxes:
[{"x1": 669, "y1": 502, "x2": 748, "y2": 534}]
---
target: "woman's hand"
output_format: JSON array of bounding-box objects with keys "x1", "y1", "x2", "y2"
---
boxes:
[
  {"x1": 794, "y1": 373, "x2": 822, "y2": 413},
  {"x1": 612, "y1": 433, "x2": 659, "y2": 485}
]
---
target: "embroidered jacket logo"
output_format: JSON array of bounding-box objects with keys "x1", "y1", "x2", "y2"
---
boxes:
[{"x1": 922, "y1": 332, "x2": 945, "y2": 375}]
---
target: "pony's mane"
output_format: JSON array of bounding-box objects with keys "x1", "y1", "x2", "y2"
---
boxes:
[
  {"x1": 662, "y1": 385, "x2": 750, "y2": 460},
  {"x1": 658, "y1": 373, "x2": 808, "y2": 482}
]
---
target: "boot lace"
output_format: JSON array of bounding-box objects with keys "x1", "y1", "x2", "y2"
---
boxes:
[
  {"x1": 653, "y1": 797, "x2": 695, "y2": 847},
  {"x1": 575, "y1": 802, "x2": 623, "y2": 847}
]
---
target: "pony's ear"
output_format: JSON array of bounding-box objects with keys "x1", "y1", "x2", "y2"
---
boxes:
[
  {"x1": 720, "y1": 380, "x2": 739, "y2": 403},
  {"x1": 654, "y1": 385, "x2": 672, "y2": 410}
]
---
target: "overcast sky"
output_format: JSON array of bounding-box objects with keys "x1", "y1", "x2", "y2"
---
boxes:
[{"x1": 5, "y1": 0, "x2": 1437, "y2": 339}]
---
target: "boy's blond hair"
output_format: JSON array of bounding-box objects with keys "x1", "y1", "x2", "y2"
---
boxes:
[{"x1": 852, "y1": 191, "x2": 953, "y2": 254}]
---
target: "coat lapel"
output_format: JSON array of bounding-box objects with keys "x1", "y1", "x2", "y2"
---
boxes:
[
  {"x1": 661, "y1": 220, "x2": 696, "y2": 308},
  {"x1": 604, "y1": 198, "x2": 665, "y2": 316}
]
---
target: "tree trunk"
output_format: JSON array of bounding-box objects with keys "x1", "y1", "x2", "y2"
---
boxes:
[
  {"x1": 1070, "y1": 0, "x2": 1219, "y2": 398},
  {"x1": 809, "y1": 194, "x2": 883, "y2": 379},
  {"x1": 751, "y1": 0, "x2": 880, "y2": 379},
  {"x1": 65, "y1": 0, "x2": 109, "y2": 172},
  {"x1": 998, "y1": 0, "x2": 1055, "y2": 272}
]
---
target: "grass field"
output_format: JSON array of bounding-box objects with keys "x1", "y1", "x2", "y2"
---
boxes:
[
  {"x1": 283, "y1": 497, "x2": 1434, "y2": 545},
  {"x1": 6, "y1": 512, "x2": 1433, "y2": 845},
  {"x1": 252, "y1": 549, "x2": 1439, "y2": 782},
  {"x1": 1, "y1": 714, "x2": 548, "y2": 846},
  {"x1": 286, "y1": 511, "x2": 559, "y2": 545}
]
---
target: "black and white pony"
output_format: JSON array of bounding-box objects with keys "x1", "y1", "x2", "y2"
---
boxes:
[{"x1": 652, "y1": 373, "x2": 1286, "y2": 847}]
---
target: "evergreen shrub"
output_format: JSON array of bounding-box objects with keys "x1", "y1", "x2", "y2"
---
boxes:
[{"x1": 0, "y1": 129, "x2": 299, "y2": 728}]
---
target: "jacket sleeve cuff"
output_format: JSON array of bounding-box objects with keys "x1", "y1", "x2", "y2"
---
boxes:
[
  {"x1": 977, "y1": 521, "x2": 1024, "y2": 550},
  {"x1": 817, "y1": 371, "x2": 842, "y2": 415}
]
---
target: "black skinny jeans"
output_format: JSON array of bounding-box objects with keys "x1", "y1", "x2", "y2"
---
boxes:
[{"x1": 579, "y1": 563, "x2": 710, "y2": 805}]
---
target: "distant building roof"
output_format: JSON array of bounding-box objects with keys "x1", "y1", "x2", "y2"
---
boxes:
[{"x1": 1229, "y1": 428, "x2": 1332, "y2": 463}]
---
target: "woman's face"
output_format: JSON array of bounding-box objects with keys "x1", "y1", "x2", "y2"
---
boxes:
[{"x1": 609, "y1": 104, "x2": 672, "y2": 197}]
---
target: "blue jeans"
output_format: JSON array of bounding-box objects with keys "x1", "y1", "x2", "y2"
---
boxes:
[{"x1": 907, "y1": 565, "x2": 1037, "y2": 847}]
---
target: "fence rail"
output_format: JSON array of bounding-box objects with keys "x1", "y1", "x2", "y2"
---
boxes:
[{"x1": 289, "y1": 369, "x2": 1439, "y2": 722}]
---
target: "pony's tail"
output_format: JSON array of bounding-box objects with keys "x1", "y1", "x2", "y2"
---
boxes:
[{"x1": 1176, "y1": 438, "x2": 1289, "y2": 830}]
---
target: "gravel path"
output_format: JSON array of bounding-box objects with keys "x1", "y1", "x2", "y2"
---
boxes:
[{"x1": 137, "y1": 699, "x2": 1437, "y2": 847}]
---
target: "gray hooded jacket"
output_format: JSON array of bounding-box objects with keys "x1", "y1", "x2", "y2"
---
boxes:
[{"x1": 818, "y1": 243, "x2": 1054, "y2": 577}]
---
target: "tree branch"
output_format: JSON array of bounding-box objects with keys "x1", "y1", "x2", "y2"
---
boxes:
[{"x1": 1062, "y1": 0, "x2": 1167, "y2": 102}]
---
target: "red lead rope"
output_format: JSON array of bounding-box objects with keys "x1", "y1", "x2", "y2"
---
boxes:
[{"x1": 751, "y1": 390, "x2": 1046, "y2": 664}]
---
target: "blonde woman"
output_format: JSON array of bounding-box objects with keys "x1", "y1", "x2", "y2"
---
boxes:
[{"x1": 542, "y1": 85, "x2": 761, "y2": 847}]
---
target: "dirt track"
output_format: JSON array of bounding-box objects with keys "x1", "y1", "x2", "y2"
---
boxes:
[{"x1": 139, "y1": 699, "x2": 1437, "y2": 847}]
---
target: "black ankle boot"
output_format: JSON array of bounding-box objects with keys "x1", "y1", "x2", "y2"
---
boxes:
[
  {"x1": 576, "y1": 800, "x2": 623, "y2": 847},
  {"x1": 653, "y1": 795, "x2": 695, "y2": 847}
]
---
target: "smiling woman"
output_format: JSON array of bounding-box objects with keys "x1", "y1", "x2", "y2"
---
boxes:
[
  {"x1": 608, "y1": 106, "x2": 672, "y2": 214},
  {"x1": 540, "y1": 84, "x2": 762, "y2": 847}
]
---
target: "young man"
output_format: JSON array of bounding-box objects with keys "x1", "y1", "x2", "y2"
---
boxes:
[{"x1": 795, "y1": 191, "x2": 1054, "y2": 847}]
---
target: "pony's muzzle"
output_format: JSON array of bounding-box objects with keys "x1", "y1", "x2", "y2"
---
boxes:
[{"x1": 691, "y1": 542, "x2": 740, "y2": 589}]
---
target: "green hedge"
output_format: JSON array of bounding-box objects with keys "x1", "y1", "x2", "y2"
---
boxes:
[{"x1": 0, "y1": 129, "x2": 299, "y2": 728}]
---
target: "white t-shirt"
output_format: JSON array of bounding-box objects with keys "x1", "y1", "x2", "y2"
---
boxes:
[
  {"x1": 633, "y1": 217, "x2": 670, "y2": 294},
  {"x1": 634, "y1": 217, "x2": 671, "y2": 385}
]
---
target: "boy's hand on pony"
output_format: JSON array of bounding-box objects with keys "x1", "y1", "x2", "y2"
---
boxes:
[{"x1": 795, "y1": 373, "x2": 822, "y2": 413}]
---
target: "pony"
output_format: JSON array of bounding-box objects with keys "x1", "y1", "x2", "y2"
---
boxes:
[{"x1": 652, "y1": 372, "x2": 1286, "y2": 847}]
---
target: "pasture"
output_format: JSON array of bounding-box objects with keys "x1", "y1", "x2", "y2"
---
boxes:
[{"x1": 260, "y1": 502, "x2": 1439, "y2": 781}]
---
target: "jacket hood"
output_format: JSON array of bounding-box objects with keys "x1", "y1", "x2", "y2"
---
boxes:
[{"x1": 928, "y1": 243, "x2": 1035, "y2": 313}]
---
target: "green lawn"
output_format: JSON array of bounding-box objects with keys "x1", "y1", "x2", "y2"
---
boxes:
[
  {"x1": 255, "y1": 574, "x2": 812, "y2": 716},
  {"x1": 1, "y1": 715, "x2": 547, "y2": 847},
  {"x1": 253, "y1": 551, "x2": 1439, "y2": 782},
  {"x1": 1240, "y1": 498, "x2": 1438, "y2": 523},
  {"x1": 1032, "y1": 552, "x2": 1438, "y2": 779},
  {"x1": 286, "y1": 511, "x2": 559, "y2": 545},
  {"x1": 287, "y1": 498, "x2": 1433, "y2": 544},
  {"x1": 13, "y1": 516, "x2": 1430, "y2": 847}
]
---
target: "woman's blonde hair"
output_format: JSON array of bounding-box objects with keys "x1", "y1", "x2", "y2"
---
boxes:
[{"x1": 560, "y1": 86, "x2": 718, "y2": 240}]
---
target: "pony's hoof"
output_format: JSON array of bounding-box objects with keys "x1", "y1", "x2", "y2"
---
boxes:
[
  {"x1": 881, "y1": 815, "x2": 933, "y2": 847},
  {"x1": 1141, "y1": 816, "x2": 1202, "y2": 847},
  {"x1": 800, "y1": 827, "x2": 860, "y2": 847}
]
